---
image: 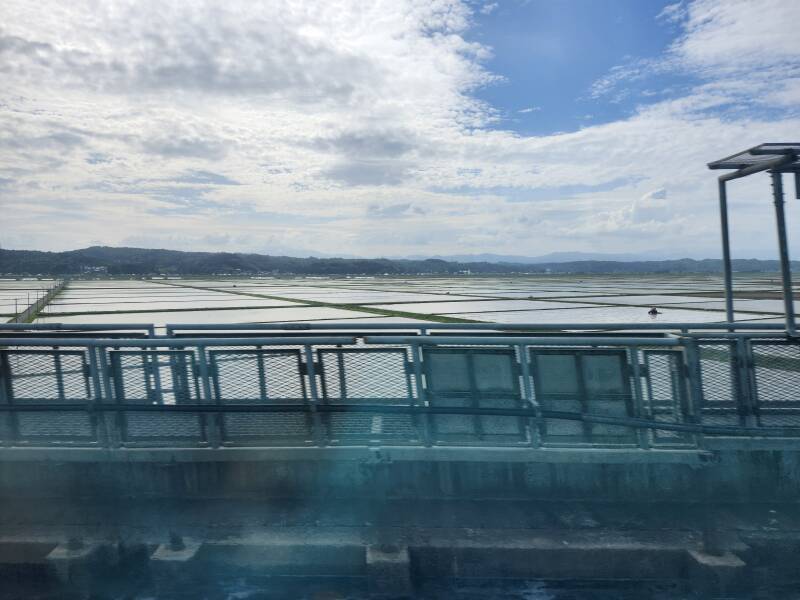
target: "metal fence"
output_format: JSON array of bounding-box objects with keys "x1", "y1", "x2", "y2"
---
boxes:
[{"x1": 0, "y1": 322, "x2": 798, "y2": 450}]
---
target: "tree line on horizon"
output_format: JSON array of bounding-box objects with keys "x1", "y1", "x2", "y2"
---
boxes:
[{"x1": 0, "y1": 246, "x2": 795, "y2": 277}]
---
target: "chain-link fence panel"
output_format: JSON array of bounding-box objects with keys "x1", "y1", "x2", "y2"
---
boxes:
[
  {"x1": 643, "y1": 350, "x2": 693, "y2": 446},
  {"x1": 109, "y1": 350, "x2": 206, "y2": 446},
  {"x1": 210, "y1": 349, "x2": 312, "y2": 445},
  {"x1": 750, "y1": 340, "x2": 800, "y2": 428},
  {"x1": 0, "y1": 350, "x2": 95, "y2": 443},
  {"x1": 696, "y1": 340, "x2": 743, "y2": 427},
  {"x1": 423, "y1": 347, "x2": 527, "y2": 445},
  {"x1": 318, "y1": 348, "x2": 419, "y2": 444},
  {"x1": 529, "y1": 348, "x2": 637, "y2": 447}
]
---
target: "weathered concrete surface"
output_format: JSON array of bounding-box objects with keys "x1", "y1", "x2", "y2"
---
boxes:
[
  {"x1": 1, "y1": 498, "x2": 798, "y2": 596},
  {"x1": 150, "y1": 537, "x2": 201, "y2": 564},
  {"x1": 367, "y1": 545, "x2": 412, "y2": 599},
  {"x1": 687, "y1": 549, "x2": 747, "y2": 597},
  {"x1": 46, "y1": 539, "x2": 103, "y2": 589},
  {"x1": 1, "y1": 447, "x2": 799, "y2": 502}
]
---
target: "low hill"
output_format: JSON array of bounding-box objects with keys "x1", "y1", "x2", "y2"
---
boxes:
[{"x1": 0, "y1": 246, "x2": 795, "y2": 276}]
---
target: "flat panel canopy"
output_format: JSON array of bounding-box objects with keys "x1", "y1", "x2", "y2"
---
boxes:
[{"x1": 708, "y1": 143, "x2": 800, "y2": 172}]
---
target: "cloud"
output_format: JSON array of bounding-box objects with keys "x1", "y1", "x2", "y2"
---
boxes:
[
  {"x1": 366, "y1": 202, "x2": 425, "y2": 218},
  {"x1": 85, "y1": 152, "x2": 112, "y2": 165},
  {"x1": 140, "y1": 134, "x2": 228, "y2": 160},
  {"x1": 175, "y1": 171, "x2": 240, "y2": 186},
  {"x1": 518, "y1": 106, "x2": 541, "y2": 114},
  {"x1": 641, "y1": 188, "x2": 667, "y2": 201},
  {"x1": 0, "y1": 0, "x2": 798, "y2": 258},
  {"x1": 657, "y1": 2, "x2": 687, "y2": 23},
  {"x1": 322, "y1": 160, "x2": 412, "y2": 186},
  {"x1": 311, "y1": 130, "x2": 416, "y2": 158},
  {"x1": 591, "y1": 0, "x2": 800, "y2": 107}
]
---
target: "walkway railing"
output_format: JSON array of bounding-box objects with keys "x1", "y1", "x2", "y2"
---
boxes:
[{"x1": 0, "y1": 322, "x2": 798, "y2": 450}]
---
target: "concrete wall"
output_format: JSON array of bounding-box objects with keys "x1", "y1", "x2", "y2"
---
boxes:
[{"x1": 1, "y1": 447, "x2": 799, "y2": 502}]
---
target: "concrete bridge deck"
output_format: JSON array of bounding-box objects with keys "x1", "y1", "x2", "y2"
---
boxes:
[{"x1": 1, "y1": 496, "x2": 799, "y2": 598}]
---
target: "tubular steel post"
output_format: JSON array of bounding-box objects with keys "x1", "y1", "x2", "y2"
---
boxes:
[
  {"x1": 629, "y1": 347, "x2": 650, "y2": 450},
  {"x1": 734, "y1": 337, "x2": 756, "y2": 427},
  {"x1": 0, "y1": 352, "x2": 17, "y2": 446},
  {"x1": 195, "y1": 345, "x2": 219, "y2": 447},
  {"x1": 795, "y1": 172, "x2": 800, "y2": 200},
  {"x1": 410, "y1": 342, "x2": 432, "y2": 447},
  {"x1": 771, "y1": 171, "x2": 797, "y2": 336},
  {"x1": 517, "y1": 343, "x2": 540, "y2": 448},
  {"x1": 88, "y1": 347, "x2": 111, "y2": 448},
  {"x1": 303, "y1": 345, "x2": 326, "y2": 447},
  {"x1": 96, "y1": 346, "x2": 119, "y2": 447},
  {"x1": 718, "y1": 179, "x2": 736, "y2": 325},
  {"x1": 681, "y1": 338, "x2": 705, "y2": 448}
]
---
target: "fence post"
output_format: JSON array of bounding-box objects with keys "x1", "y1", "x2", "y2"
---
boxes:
[
  {"x1": 303, "y1": 345, "x2": 326, "y2": 447},
  {"x1": 629, "y1": 346, "x2": 651, "y2": 450},
  {"x1": 0, "y1": 352, "x2": 18, "y2": 446},
  {"x1": 681, "y1": 338, "x2": 704, "y2": 449},
  {"x1": 517, "y1": 343, "x2": 540, "y2": 448},
  {"x1": 195, "y1": 345, "x2": 220, "y2": 448},
  {"x1": 87, "y1": 347, "x2": 111, "y2": 448},
  {"x1": 410, "y1": 342, "x2": 432, "y2": 447},
  {"x1": 97, "y1": 346, "x2": 120, "y2": 447},
  {"x1": 734, "y1": 338, "x2": 757, "y2": 427}
]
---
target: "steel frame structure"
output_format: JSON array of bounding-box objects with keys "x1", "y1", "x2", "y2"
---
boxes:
[{"x1": 709, "y1": 143, "x2": 800, "y2": 336}]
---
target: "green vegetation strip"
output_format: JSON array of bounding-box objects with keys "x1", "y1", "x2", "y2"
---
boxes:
[{"x1": 152, "y1": 280, "x2": 484, "y2": 324}]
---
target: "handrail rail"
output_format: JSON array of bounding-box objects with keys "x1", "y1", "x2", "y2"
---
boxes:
[
  {"x1": 1, "y1": 401, "x2": 798, "y2": 438},
  {"x1": 0, "y1": 336, "x2": 358, "y2": 347},
  {"x1": 165, "y1": 321, "x2": 786, "y2": 332},
  {"x1": 364, "y1": 335, "x2": 683, "y2": 346}
]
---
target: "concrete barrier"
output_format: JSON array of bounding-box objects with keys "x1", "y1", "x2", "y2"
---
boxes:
[{"x1": 0, "y1": 446, "x2": 798, "y2": 502}]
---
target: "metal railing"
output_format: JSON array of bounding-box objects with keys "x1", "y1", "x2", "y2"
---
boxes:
[{"x1": 0, "y1": 321, "x2": 798, "y2": 450}]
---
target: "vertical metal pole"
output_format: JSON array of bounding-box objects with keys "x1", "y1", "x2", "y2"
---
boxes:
[
  {"x1": 0, "y1": 352, "x2": 18, "y2": 446},
  {"x1": 96, "y1": 346, "x2": 118, "y2": 446},
  {"x1": 410, "y1": 342, "x2": 431, "y2": 447},
  {"x1": 517, "y1": 343, "x2": 540, "y2": 448},
  {"x1": 256, "y1": 346, "x2": 268, "y2": 402},
  {"x1": 680, "y1": 339, "x2": 703, "y2": 449},
  {"x1": 795, "y1": 172, "x2": 800, "y2": 200},
  {"x1": 303, "y1": 345, "x2": 326, "y2": 446},
  {"x1": 718, "y1": 180, "x2": 735, "y2": 325},
  {"x1": 88, "y1": 347, "x2": 111, "y2": 448},
  {"x1": 196, "y1": 345, "x2": 219, "y2": 447},
  {"x1": 771, "y1": 171, "x2": 797, "y2": 336},
  {"x1": 735, "y1": 337, "x2": 754, "y2": 427},
  {"x1": 53, "y1": 349, "x2": 65, "y2": 401},
  {"x1": 629, "y1": 347, "x2": 650, "y2": 450}
]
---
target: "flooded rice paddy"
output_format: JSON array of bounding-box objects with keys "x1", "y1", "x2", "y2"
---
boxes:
[{"x1": 0, "y1": 273, "x2": 790, "y2": 326}]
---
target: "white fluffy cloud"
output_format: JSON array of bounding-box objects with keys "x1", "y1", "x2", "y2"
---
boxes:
[{"x1": 0, "y1": 0, "x2": 798, "y2": 258}]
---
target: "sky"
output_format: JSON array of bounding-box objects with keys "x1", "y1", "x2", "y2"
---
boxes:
[{"x1": 1, "y1": 0, "x2": 799, "y2": 260}]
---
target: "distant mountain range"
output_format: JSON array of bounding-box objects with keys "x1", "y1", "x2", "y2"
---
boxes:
[
  {"x1": 0, "y1": 246, "x2": 796, "y2": 276},
  {"x1": 404, "y1": 251, "x2": 660, "y2": 264}
]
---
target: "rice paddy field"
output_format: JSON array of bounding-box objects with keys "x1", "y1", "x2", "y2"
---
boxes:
[{"x1": 4, "y1": 273, "x2": 794, "y2": 327}]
